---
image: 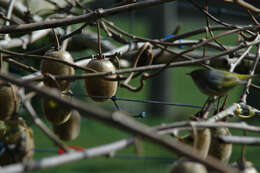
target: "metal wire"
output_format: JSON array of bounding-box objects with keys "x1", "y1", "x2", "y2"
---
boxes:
[{"x1": 74, "y1": 94, "x2": 203, "y2": 109}]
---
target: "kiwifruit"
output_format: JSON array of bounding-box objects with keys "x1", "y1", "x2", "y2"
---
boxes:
[
  {"x1": 41, "y1": 50, "x2": 75, "y2": 90},
  {"x1": 0, "y1": 83, "x2": 20, "y2": 120},
  {"x1": 0, "y1": 117, "x2": 34, "y2": 166},
  {"x1": 84, "y1": 58, "x2": 117, "y2": 102},
  {"x1": 207, "y1": 128, "x2": 232, "y2": 164},
  {"x1": 42, "y1": 92, "x2": 71, "y2": 125},
  {"x1": 170, "y1": 160, "x2": 208, "y2": 173},
  {"x1": 52, "y1": 110, "x2": 81, "y2": 141},
  {"x1": 192, "y1": 128, "x2": 211, "y2": 159},
  {"x1": 178, "y1": 128, "x2": 211, "y2": 159}
]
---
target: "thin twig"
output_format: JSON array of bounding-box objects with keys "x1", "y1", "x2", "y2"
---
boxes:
[
  {"x1": 208, "y1": 103, "x2": 239, "y2": 122},
  {"x1": 154, "y1": 121, "x2": 260, "y2": 135},
  {"x1": 121, "y1": 43, "x2": 151, "y2": 88},
  {"x1": 240, "y1": 35, "x2": 260, "y2": 103},
  {"x1": 0, "y1": 0, "x2": 177, "y2": 34},
  {"x1": 204, "y1": 0, "x2": 226, "y2": 51},
  {"x1": 190, "y1": 0, "x2": 256, "y2": 36},
  {"x1": 5, "y1": 58, "x2": 38, "y2": 73},
  {"x1": 224, "y1": 0, "x2": 260, "y2": 13},
  {"x1": 247, "y1": 10, "x2": 259, "y2": 25},
  {"x1": 230, "y1": 45, "x2": 253, "y2": 72},
  {"x1": 61, "y1": 26, "x2": 71, "y2": 51},
  {"x1": 0, "y1": 29, "x2": 51, "y2": 49},
  {"x1": 22, "y1": 39, "x2": 260, "y2": 84},
  {"x1": 4, "y1": 0, "x2": 16, "y2": 40},
  {"x1": 0, "y1": 12, "x2": 20, "y2": 25},
  {"x1": 0, "y1": 49, "x2": 95, "y2": 72}
]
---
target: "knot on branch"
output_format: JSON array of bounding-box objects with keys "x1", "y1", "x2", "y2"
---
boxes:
[
  {"x1": 111, "y1": 111, "x2": 132, "y2": 124},
  {"x1": 111, "y1": 111, "x2": 125, "y2": 122},
  {"x1": 94, "y1": 8, "x2": 104, "y2": 19}
]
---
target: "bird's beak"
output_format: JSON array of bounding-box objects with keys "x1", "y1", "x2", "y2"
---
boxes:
[{"x1": 186, "y1": 72, "x2": 191, "y2": 76}]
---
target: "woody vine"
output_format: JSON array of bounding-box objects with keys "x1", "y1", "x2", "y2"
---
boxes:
[{"x1": 0, "y1": 0, "x2": 260, "y2": 173}]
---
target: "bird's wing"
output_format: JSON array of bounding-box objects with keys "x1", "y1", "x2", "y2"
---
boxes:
[
  {"x1": 220, "y1": 73, "x2": 239, "y2": 88},
  {"x1": 207, "y1": 70, "x2": 238, "y2": 89}
]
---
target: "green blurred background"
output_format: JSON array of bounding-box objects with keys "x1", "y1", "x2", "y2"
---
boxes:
[{"x1": 10, "y1": 0, "x2": 260, "y2": 172}]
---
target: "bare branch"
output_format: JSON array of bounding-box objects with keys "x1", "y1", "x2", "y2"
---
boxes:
[
  {"x1": 0, "y1": 29, "x2": 51, "y2": 49},
  {"x1": 219, "y1": 135, "x2": 260, "y2": 145},
  {"x1": 0, "y1": 73, "x2": 240, "y2": 173},
  {"x1": 0, "y1": 49, "x2": 94, "y2": 72},
  {"x1": 5, "y1": 58, "x2": 38, "y2": 73},
  {"x1": 0, "y1": 137, "x2": 135, "y2": 173},
  {"x1": 155, "y1": 121, "x2": 260, "y2": 135},
  {"x1": 208, "y1": 103, "x2": 239, "y2": 122},
  {"x1": 229, "y1": 45, "x2": 253, "y2": 72},
  {"x1": 240, "y1": 36, "x2": 260, "y2": 103},
  {"x1": 0, "y1": 0, "x2": 42, "y2": 22},
  {"x1": 22, "y1": 39, "x2": 260, "y2": 83},
  {"x1": 0, "y1": 0, "x2": 177, "y2": 34},
  {"x1": 4, "y1": 0, "x2": 16, "y2": 40},
  {"x1": 223, "y1": 0, "x2": 260, "y2": 13}
]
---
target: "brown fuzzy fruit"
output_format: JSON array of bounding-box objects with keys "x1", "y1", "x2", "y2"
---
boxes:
[
  {"x1": 84, "y1": 59, "x2": 117, "y2": 102},
  {"x1": 178, "y1": 128, "x2": 211, "y2": 159},
  {"x1": 208, "y1": 128, "x2": 232, "y2": 164},
  {"x1": 41, "y1": 50, "x2": 74, "y2": 90},
  {"x1": 0, "y1": 83, "x2": 19, "y2": 120},
  {"x1": 42, "y1": 92, "x2": 71, "y2": 125},
  {"x1": 170, "y1": 160, "x2": 208, "y2": 173},
  {"x1": 52, "y1": 110, "x2": 81, "y2": 141},
  {"x1": 192, "y1": 128, "x2": 211, "y2": 159},
  {"x1": 0, "y1": 117, "x2": 34, "y2": 166}
]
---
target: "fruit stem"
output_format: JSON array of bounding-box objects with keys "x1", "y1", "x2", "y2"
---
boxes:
[
  {"x1": 240, "y1": 130, "x2": 247, "y2": 164},
  {"x1": 0, "y1": 53, "x2": 2, "y2": 73},
  {"x1": 97, "y1": 20, "x2": 103, "y2": 59},
  {"x1": 52, "y1": 29, "x2": 60, "y2": 51}
]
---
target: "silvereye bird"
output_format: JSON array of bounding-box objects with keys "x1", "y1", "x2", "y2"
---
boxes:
[{"x1": 188, "y1": 69, "x2": 253, "y2": 96}]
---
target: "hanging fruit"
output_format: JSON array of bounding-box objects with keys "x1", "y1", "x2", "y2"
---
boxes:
[
  {"x1": 84, "y1": 58, "x2": 118, "y2": 102},
  {"x1": 207, "y1": 127, "x2": 232, "y2": 164},
  {"x1": 41, "y1": 50, "x2": 75, "y2": 91},
  {"x1": 0, "y1": 83, "x2": 20, "y2": 120},
  {"x1": 53, "y1": 110, "x2": 81, "y2": 141},
  {"x1": 178, "y1": 128, "x2": 211, "y2": 159},
  {"x1": 42, "y1": 91, "x2": 72, "y2": 125},
  {"x1": 0, "y1": 117, "x2": 34, "y2": 166}
]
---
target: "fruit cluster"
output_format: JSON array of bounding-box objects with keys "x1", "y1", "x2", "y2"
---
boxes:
[
  {"x1": 172, "y1": 126, "x2": 232, "y2": 173},
  {"x1": 40, "y1": 50, "x2": 117, "y2": 141},
  {"x1": 0, "y1": 83, "x2": 34, "y2": 165},
  {"x1": 41, "y1": 50, "x2": 80, "y2": 141},
  {"x1": 0, "y1": 47, "x2": 119, "y2": 166}
]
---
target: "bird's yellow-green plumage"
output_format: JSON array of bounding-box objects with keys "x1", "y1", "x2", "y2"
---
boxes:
[
  {"x1": 221, "y1": 71, "x2": 251, "y2": 87},
  {"x1": 189, "y1": 69, "x2": 253, "y2": 96}
]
